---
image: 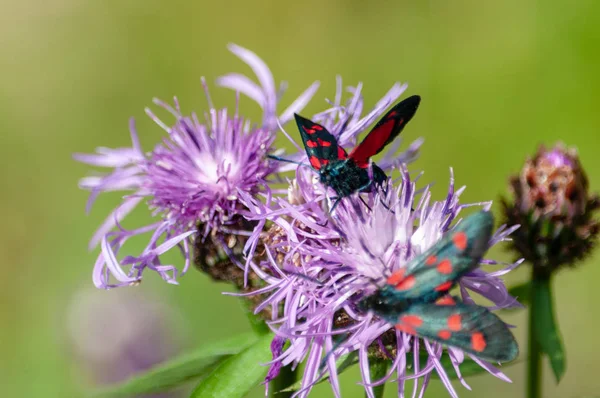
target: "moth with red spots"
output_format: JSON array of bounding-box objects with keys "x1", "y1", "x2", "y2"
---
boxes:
[
  {"x1": 358, "y1": 211, "x2": 518, "y2": 362},
  {"x1": 292, "y1": 95, "x2": 421, "y2": 210}
]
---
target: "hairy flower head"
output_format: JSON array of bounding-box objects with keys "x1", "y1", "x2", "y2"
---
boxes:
[
  {"x1": 239, "y1": 167, "x2": 521, "y2": 398},
  {"x1": 75, "y1": 44, "x2": 319, "y2": 288}
]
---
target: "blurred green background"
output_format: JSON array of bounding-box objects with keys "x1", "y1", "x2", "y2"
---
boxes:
[{"x1": 2, "y1": 1, "x2": 599, "y2": 397}]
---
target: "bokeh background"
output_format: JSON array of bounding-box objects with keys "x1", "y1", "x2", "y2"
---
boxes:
[{"x1": 2, "y1": 1, "x2": 599, "y2": 397}]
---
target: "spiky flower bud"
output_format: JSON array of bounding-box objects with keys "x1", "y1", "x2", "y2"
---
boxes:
[{"x1": 502, "y1": 143, "x2": 600, "y2": 274}]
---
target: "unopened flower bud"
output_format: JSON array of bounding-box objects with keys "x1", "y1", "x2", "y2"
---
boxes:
[{"x1": 502, "y1": 143, "x2": 599, "y2": 274}]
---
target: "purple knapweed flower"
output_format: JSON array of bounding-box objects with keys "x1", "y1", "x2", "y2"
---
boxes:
[
  {"x1": 75, "y1": 44, "x2": 319, "y2": 289},
  {"x1": 233, "y1": 80, "x2": 425, "y2": 276},
  {"x1": 238, "y1": 167, "x2": 522, "y2": 398}
]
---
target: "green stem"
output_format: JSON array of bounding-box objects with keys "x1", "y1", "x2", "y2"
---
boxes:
[
  {"x1": 527, "y1": 269, "x2": 547, "y2": 398},
  {"x1": 269, "y1": 365, "x2": 297, "y2": 398},
  {"x1": 238, "y1": 297, "x2": 270, "y2": 335},
  {"x1": 369, "y1": 359, "x2": 390, "y2": 398}
]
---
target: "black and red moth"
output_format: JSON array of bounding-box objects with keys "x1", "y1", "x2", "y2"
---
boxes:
[
  {"x1": 293, "y1": 95, "x2": 421, "y2": 203},
  {"x1": 358, "y1": 211, "x2": 518, "y2": 362}
]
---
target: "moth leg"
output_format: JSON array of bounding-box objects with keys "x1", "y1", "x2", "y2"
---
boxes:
[
  {"x1": 359, "y1": 196, "x2": 372, "y2": 211},
  {"x1": 357, "y1": 179, "x2": 373, "y2": 193},
  {"x1": 328, "y1": 197, "x2": 342, "y2": 215}
]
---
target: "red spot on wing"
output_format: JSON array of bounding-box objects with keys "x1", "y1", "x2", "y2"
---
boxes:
[
  {"x1": 435, "y1": 296, "x2": 456, "y2": 306},
  {"x1": 387, "y1": 111, "x2": 398, "y2": 117},
  {"x1": 309, "y1": 156, "x2": 322, "y2": 169},
  {"x1": 313, "y1": 125, "x2": 323, "y2": 131},
  {"x1": 447, "y1": 314, "x2": 462, "y2": 331},
  {"x1": 395, "y1": 323, "x2": 417, "y2": 336},
  {"x1": 436, "y1": 259, "x2": 453, "y2": 274},
  {"x1": 303, "y1": 126, "x2": 316, "y2": 135},
  {"x1": 438, "y1": 330, "x2": 452, "y2": 340},
  {"x1": 434, "y1": 281, "x2": 453, "y2": 292},
  {"x1": 386, "y1": 269, "x2": 405, "y2": 285},
  {"x1": 337, "y1": 147, "x2": 347, "y2": 160},
  {"x1": 306, "y1": 140, "x2": 318, "y2": 148},
  {"x1": 452, "y1": 232, "x2": 468, "y2": 251},
  {"x1": 400, "y1": 315, "x2": 423, "y2": 327},
  {"x1": 471, "y1": 332, "x2": 487, "y2": 352},
  {"x1": 395, "y1": 275, "x2": 416, "y2": 291},
  {"x1": 317, "y1": 138, "x2": 331, "y2": 147},
  {"x1": 425, "y1": 255, "x2": 437, "y2": 266}
]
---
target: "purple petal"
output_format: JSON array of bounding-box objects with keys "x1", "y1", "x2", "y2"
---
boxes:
[
  {"x1": 100, "y1": 236, "x2": 138, "y2": 284},
  {"x1": 150, "y1": 230, "x2": 196, "y2": 256},
  {"x1": 216, "y1": 73, "x2": 265, "y2": 108},
  {"x1": 89, "y1": 196, "x2": 143, "y2": 250},
  {"x1": 279, "y1": 82, "x2": 321, "y2": 124},
  {"x1": 227, "y1": 43, "x2": 276, "y2": 115}
]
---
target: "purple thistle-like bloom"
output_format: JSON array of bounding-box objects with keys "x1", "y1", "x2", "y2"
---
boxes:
[
  {"x1": 239, "y1": 165, "x2": 522, "y2": 398},
  {"x1": 75, "y1": 44, "x2": 319, "y2": 289}
]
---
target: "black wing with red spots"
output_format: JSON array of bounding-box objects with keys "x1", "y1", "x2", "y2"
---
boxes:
[
  {"x1": 294, "y1": 114, "x2": 347, "y2": 171},
  {"x1": 383, "y1": 210, "x2": 494, "y2": 301},
  {"x1": 348, "y1": 95, "x2": 421, "y2": 168},
  {"x1": 389, "y1": 297, "x2": 518, "y2": 362},
  {"x1": 358, "y1": 210, "x2": 518, "y2": 362}
]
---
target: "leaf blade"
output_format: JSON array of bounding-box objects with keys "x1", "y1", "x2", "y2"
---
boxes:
[
  {"x1": 92, "y1": 332, "x2": 258, "y2": 398},
  {"x1": 533, "y1": 277, "x2": 566, "y2": 382},
  {"x1": 191, "y1": 332, "x2": 273, "y2": 398},
  {"x1": 508, "y1": 281, "x2": 531, "y2": 307}
]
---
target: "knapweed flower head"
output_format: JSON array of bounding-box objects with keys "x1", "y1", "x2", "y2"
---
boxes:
[
  {"x1": 240, "y1": 163, "x2": 522, "y2": 397},
  {"x1": 74, "y1": 44, "x2": 319, "y2": 289},
  {"x1": 209, "y1": 69, "x2": 423, "y2": 289},
  {"x1": 502, "y1": 142, "x2": 600, "y2": 274}
]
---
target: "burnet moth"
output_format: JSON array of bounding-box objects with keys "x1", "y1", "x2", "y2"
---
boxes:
[
  {"x1": 271, "y1": 95, "x2": 421, "y2": 211},
  {"x1": 358, "y1": 210, "x2": 518, "y2": 362}
]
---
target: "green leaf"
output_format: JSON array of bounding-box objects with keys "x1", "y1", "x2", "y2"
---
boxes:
[
  {"x1": 532, "y1": 277, "x2": 566, "y2": 382},
  {"x1": 508, "y1": 281, "x2": 531, "y2": 307},
  {"x1": 92, "y1": 332, "x2": 258, "y2": 398},
  {"x1": 191, "y1": 332, "x2": 273, "y2": 398}
]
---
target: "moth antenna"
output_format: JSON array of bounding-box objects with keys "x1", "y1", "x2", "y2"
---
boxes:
[
  {"x1": 276, "y1": 118, "x2": 304, "y2": 153},
  {"x1": 267, "y1": 154, "x2": 312, "y2": 170},
  {"x1": 336, "y1": 109, "x2": 355, "y2": 138}
]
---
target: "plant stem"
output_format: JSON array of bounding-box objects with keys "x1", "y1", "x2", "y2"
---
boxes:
[
  {"x1": 238, "y1": 297, "x2": 270, "y2": 335},
  {"x1": 269, "y1": 365, "x2": 297, "y2": 398},
  {"x1": 369, "y1": 359, "x2": 389, "y2": 398},
  {"x1": 527, "y1": 268, "x2": 545, "y2": 398}
]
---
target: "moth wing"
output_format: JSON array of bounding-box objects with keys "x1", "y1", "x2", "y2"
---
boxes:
[
  {"x1": 392, "y1": 297, "x2": 518, "y2": 362},
  {"x1": 294, "y1": 113, "x2": 347, "y2": 171},
  {"x1": 384, "y1": 211, "x2": 494, "y2": 300},
  {"x1": 348, "y1": 95, "x2": 421, "y2": 167}
]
